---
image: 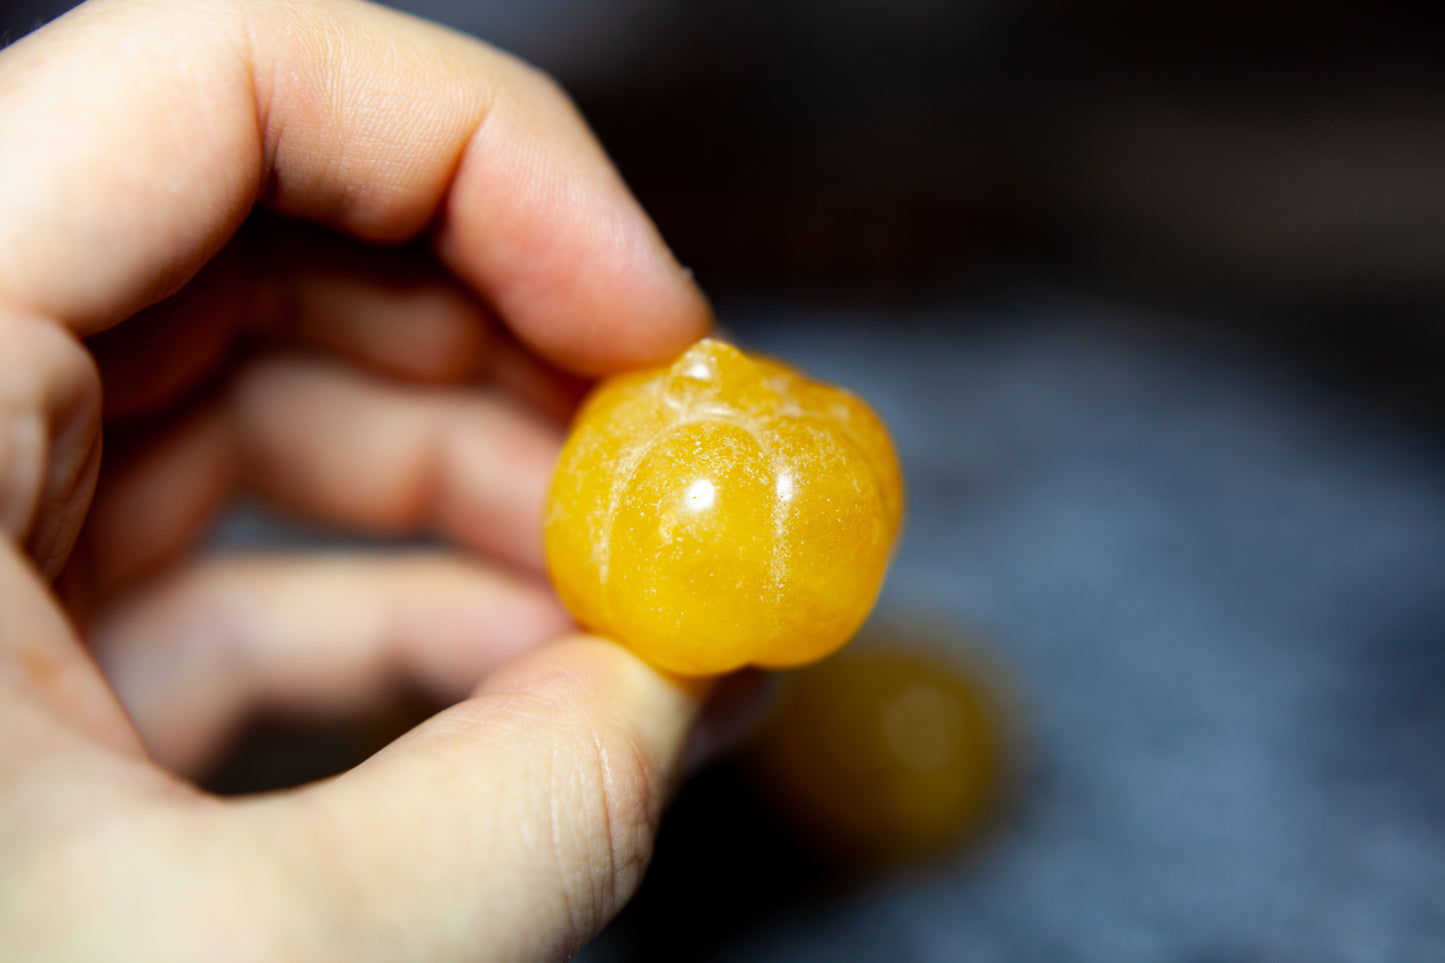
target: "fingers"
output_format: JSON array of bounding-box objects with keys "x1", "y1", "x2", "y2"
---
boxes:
[
  {"x1": 66, "y1": 406, "x2": 237, "y2": 616},
  {"x1": 0, "y1": 0, "x2": 709, "y2": 370},
  {"x1": 231, "y1": 356, "x2": 561, "y2": 572},
  {"x1": 0, "y1": 538, "x2": 141, "y2": 761},
  {"x1": 243, "y1": 222, "x2": 502, "y2": 387},
  {"x1": 93, "y1": 223, "x2": 586, "y2": 423},
  {"x1": 90, "y1": 230, "x2": 497, "y2": 421},
  {"x1": 74, "y1": 351, "x2": 562, "y2": 604},
  {"x1": 0, "y1": 312, "x2": 102, "y2": 578},
  {"x1": 86, "y1": 251, "x2": 247, "y2": 421},
  {"x1": 89, "y1": 552, "x2": 571, "y2": 775},
  {"x1": 236, "y1": 636, "x2": 701, "y2": 963},
  {"x1": 265, "y1": 254, "x2": 494, "y2": 387},
  {"x1": 256, "y1": 239, "x2": 590, "y2": 421}
]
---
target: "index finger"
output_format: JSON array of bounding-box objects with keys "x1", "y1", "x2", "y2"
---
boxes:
[{"x1": 0, "y1": 0, "x2": 710, "y2": 374}]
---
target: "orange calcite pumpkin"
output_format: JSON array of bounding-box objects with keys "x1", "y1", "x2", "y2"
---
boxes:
[{"x1": 544, "y1": 339, "x2": 903, "y2": 675}]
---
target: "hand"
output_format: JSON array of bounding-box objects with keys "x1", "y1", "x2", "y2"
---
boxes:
[{"x1": 0, "y1": 1, "x2": 713, "y2": 960}]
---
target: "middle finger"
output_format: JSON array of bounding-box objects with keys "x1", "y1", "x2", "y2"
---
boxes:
[{"x1": 75, "y1": 355, "x2": 565, "y2": 604}]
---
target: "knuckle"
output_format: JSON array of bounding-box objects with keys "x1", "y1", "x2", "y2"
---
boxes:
[{"x1": 540, "y1": 700, "x2": 662, "y2": 947}]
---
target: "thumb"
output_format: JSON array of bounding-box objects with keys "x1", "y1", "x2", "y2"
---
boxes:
[{"x1": 232, "y1": 636, "x2": 702, "y2": 963}]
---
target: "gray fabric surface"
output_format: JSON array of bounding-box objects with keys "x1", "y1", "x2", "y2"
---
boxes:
[{"x1": 647, "y1": 301, "x2": 1445, "y2": 962}]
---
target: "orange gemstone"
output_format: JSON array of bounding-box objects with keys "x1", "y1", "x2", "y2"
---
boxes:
[{"x1": 544, "y1": 339, "x2": 904, "y2": 675}]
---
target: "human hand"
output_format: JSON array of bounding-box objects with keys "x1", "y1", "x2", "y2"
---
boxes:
[{"x1": 0, "y1": 0, "x2": 713, "y2": 959}]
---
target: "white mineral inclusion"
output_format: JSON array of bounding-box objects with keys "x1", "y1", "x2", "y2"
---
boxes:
[
  {"x1": 682, "y1": 356, "x2": 715, "y2": 382},
  {"x1": 776, "y1": 472, "x2": 796, "y2": 503},
  {"x1": 685, "y1": 478, "x2": 716, "y2": 511}
]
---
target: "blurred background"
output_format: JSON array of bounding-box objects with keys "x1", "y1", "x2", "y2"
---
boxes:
[{"x1": 8, "y1": 0, "x2": 1445, "y2": 959}]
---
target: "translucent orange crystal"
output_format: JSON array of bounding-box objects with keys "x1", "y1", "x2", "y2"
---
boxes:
[
  {"x1": 743, "y1": 644, "x2": 1010, "y2": 867},
  {"x1": 544, "y1": 338, "x2": 904, "y2": 675}
]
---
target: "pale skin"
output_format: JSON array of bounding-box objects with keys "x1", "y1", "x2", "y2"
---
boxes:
[{"x1": 0, "y1": 0, "x2": 717, "y2": 960}]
